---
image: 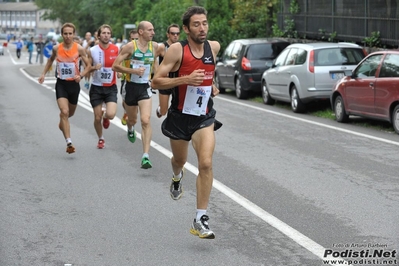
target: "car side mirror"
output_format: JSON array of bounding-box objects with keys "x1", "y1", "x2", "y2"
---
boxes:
[
  {"x1": 343, "y1": 70, "x2": 353, "y2": 77},
  {"x1": 265, "y1": 61, "x2": 273, "y2": 68}
]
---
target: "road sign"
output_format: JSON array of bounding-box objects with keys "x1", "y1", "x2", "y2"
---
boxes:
[
  {"x1": 123, "y1": 24, "x2": 136, "y2": 40},
  {"x1": 43, "y1": 43, "x2": 53, "y2": 58}
]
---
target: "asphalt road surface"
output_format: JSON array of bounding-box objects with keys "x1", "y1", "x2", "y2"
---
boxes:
[{"x1": 0, "y1": 45, "x2": 398, "y2": 266}]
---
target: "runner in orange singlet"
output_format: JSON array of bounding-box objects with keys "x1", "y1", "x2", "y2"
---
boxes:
[{"x1": 38, "y1": 22, "x2": 91, "y2": 154}]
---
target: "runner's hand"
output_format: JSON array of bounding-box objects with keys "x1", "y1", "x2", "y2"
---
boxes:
[{"x1": 188, "y1": 69, "x2": 205, "y2": 86}]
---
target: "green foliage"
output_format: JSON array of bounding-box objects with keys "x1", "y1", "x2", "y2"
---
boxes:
[
  {"x1": 231, "y1": 0, "x2": 278, "y2": 38},
  {"x1": 363, "y1": 31, "x2": 381, "y2": 48},
  {"x1": 272, "y1": 24, "x2": 284, "y2": 37},
  {"x1": 283, "y1": 19, "x2": 297, "y2": 38},
  {"x1": 144, "y1": 0, "x2": 190, "y2": 42},
  {"x1": 289, "y1": 0, "x2": 300, "y2": 14},
  {"x1": 328, "y1": 31, "x2": 337, "y2": 42},
  {"x1": 318, "y1": 28, "x2": 326, "y2": 41},
  {"x1": 205, "y1": 0, "x2": 237, "y2": 55},
  {"x1": 34, "y1": 0, "x2": 280, "y2": 54}
]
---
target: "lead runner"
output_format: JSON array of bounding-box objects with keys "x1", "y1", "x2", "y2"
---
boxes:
[{"x1": 152, "y1": 6, "x2": 222, "y2": 239}]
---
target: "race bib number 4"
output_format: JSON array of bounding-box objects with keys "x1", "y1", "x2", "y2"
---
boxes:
[{"x1": 182, "y1": 85, "x2": 211, "y2": 116}]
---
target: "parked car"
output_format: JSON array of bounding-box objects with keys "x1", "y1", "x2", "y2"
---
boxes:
[
  {"x1": 261, "y1": 42, "x2": 367, "y2": 113},
  {"x1": 0, "y1": 44, "x2": 4, "y2": 55},
  {"x1": 214, "y1": 38, "x2": 290, "y2": 99},
  {"x1": 331, "y1": 50, "x2": 399, "y2": 134}
]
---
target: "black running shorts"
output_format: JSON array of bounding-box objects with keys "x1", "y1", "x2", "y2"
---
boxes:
[
  {"x1": 89, "y1": 84, "x2": 118, "y2": 108},
  {"x1": 55, "y1": 78, "x2": 80, "y2": 105},
  {"x1": 161, "y1": 108, "x2": 222, "y2": 141},
  {"x1": 158, "y1": 88, "x2": 173, "y2": 95},
  {"x1": 124, "y1": 81, "x2": 152, "y2": 106}
]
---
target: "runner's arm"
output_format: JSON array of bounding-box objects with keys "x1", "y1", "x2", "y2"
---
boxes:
[
  {"x1": 38, "y1": 45, "x2": 58, "y2": 84},
  {"x1": 112, "y1": 43, "x2": 138, "y2": 75},
  {"x1": 77, "y1": 45, "x2": 91, "y2": 81},
  {"x1": 152, "y1": 43, "x2": 204, "y2": 90}
]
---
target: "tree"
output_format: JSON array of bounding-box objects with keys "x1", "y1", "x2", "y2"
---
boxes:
[
  {"x1": 205, "y1": 0, "x2": 238, "y2": 54},
  {"x1": 143, "y1": 0, "x2": 190, "y2": 43},
  {"x1": 230, "y1": 0, "x2": 278, "y2": 38}
]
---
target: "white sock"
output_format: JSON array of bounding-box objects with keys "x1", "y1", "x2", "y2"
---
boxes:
[
  {"x1": 66, "y1": 138, "x2": 72, "y2": 144},
  {"x1": 142, "y1": 153, "x2": 149, "y2": 159},
  {"x1": 173, "y1": 171, "x2": 182, "y2": 180},
  {"x1": 129, "y1": 126, "x2": 134, "y2": 132},
  {"x1": 196, "y1": 209, "x2": 206, "y2": 221}
]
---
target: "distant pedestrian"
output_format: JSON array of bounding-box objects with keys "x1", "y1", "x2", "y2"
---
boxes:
[
  {"x1": 35, "y1": 37, "x2": 45, "y2": 63},
  {"x1": 13, "y1": 39, "x2": 23, "y2": 59},
  {"x1": 27, "y1": 37, "x2": 34, "y2": 64}
]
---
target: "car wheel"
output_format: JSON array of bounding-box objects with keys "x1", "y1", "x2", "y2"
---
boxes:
[
  {"x1": 392, "y1": 105, "x2": 399, "y2": 134},
  {"x1": 214, "y1": 73, "x2": 225, "y2": 94},
  {"x1": 261, "y1": 80, "x2": 275, "y2": 105},
  {"x1": 235, "y1": 77, "x2": 248, "y2": 99},
  {"x1": 290, "y1": 85, "x2": 305, "y2": 113},
  {"x1": 334, "y1": 95, "x2": 349, "y2": 123}
]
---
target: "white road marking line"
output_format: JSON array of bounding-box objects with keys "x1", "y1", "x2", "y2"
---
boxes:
[
  {"x1": 216, "y1": 97, "x2": 399, "y2": 146},
  {"x1": 19, "y1": 68, "x2": 350, "y2": 265}
]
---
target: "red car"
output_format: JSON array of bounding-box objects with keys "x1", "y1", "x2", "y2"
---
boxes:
[{"x1": 331, "y1": 50, "x2": 399, "y2": 134}]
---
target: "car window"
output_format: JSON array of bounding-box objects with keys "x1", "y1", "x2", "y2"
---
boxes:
[
  {"x1": 295, "y1": 48, "x2": 307, "y2": 64},
  {"x1": 355, "y1": 54, "x2": 383, "y2": 78},
  {"x1": 247, "y1": 43, "x2": 274, "y2": 60},
  {"x1": 285, "y1": 48, "x2": 298, "y2": 65},
  {"x1": 274, "y1": 48, "x2": 290, "y2": 67},
  {"x1": 315, "y1": 48, "x2": 364, "y2": 66},
  {"x1": 379, "y1": 54, "x2": 399, "y2": 78},
  {"x1": 223, "y1": 42, "x2": 235, "y2": 60},
  {"x1": 231, "y1": 42, "x2": 242, "y2": 59}
]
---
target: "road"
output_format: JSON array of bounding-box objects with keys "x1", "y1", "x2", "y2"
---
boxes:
[{"x1": 0, "y1": 44, "x2": 398, "y2": 266}]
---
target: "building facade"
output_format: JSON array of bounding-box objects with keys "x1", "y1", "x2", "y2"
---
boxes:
[{"x1": 0, "y1": 2, "x2": 61, "y2": 38}]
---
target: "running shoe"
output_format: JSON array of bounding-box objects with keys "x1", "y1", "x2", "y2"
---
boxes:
[
  {"x1": 84, "y1": 81, "x2": 90, "y2": 90},
  {"x1": 121, "y1": 113, "x2": 127, "y2": 125},
  {"x1": 141, "y1": 157, "x2": 152, "y2": 169},
  {"x1": 66, "y1": 143, "x2": 75, "y2": 154},
  {"x1": 170, "y1": 169, "x2": 184, "y2": 200},
  {"x1": 127, "y1": 129, "x2": 136, "y2": 143},
  {"x1": 97, "y1": 139, "x2": 105, "y2": 149},
  {"x1": 102, "y1": 117, "x2": 110, "y2": 129},
  {"x1": 190, "y1": 215, "x2": 215, "y2": 239}
]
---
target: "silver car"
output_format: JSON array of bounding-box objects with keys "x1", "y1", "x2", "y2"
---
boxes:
[{"x1": 261, "y1": 42, "x2": 366, "y2": 113}]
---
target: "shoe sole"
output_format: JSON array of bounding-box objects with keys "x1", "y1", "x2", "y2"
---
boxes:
[
  {"x1": 189, "y1": 229, "x2": 215, "y2": 239},
  {"x1": 141, "y1": 163, "x2": 152, "y2": 169},
  {"x1": 66, "y1": 147, "x2": 75, "y2": 154},
  {"x1": 170, "y1": 191, "x2": 183, "y2": 200}
]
